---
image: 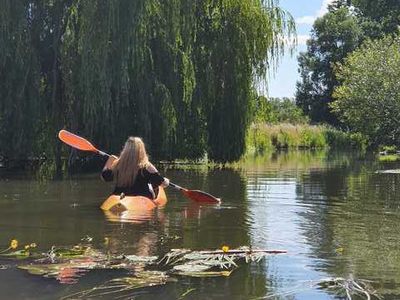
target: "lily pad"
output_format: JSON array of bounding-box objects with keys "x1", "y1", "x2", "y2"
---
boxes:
[
  {"x1": 0, "y1": 249, "x2": 31, "y2": 259},
  {"x1": 124, "y1": 255, "x2": 158, "y2": 264},
  {"x1": 0, "y1": 264, "x2": 10, "y2": 270},
  {"x1": 176, "y1": 270, "x2": 234, "y2": 277},
  {"x1": 173, "y1": 264, "x2": 211, "y2": 273}
]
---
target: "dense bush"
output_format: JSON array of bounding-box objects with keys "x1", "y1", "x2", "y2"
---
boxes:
[
  {"x1": 332, "y1": 34, "x2": 400, "y2": 147},
  {"x1": 246, "y1": 124, "x2": 366, "y2": 154}
]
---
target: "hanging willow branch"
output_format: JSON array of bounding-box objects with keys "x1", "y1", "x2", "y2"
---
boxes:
[{"x1": 1, "y1": 0, "x2": 296, "y2": 165}]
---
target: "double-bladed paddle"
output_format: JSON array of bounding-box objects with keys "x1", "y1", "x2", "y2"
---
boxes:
[{"x1": 58, "y1": 130, "x2": 221, "y2": 204}]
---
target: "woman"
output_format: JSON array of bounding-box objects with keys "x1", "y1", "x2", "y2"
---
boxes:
[{"x1": 101, "y1": 137, "x2": 169, "y2": 199}]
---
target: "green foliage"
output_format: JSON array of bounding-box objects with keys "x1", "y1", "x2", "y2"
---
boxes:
[
  {"x1": 296, "y1": 0, "x2": 400, "y2": 127},
  {"x1": 331, "y1": 34, "x2": 400, "y2": 147},
  {"x1": 247, "y1": 124, "x2": 326, "y2": 153},
  {"x1": 246, "y1": 127, "x2": 274, "y2": 154},
  {"x1": 0, "y1": 0, "x2": 40, "y2": 158},
  {"x1": 0, "y1": 0, "x2": 295, "y2": 167},
  {"x1": 352, "y1": 0, "x2": 400, "y2": 37},
  {"x1": 377, "y1": 154, "x2": 400, "y2": 162},
  {"x1": 250, "y1": 96, "x2": 308, "y2": 125},
  {"x1": 324, "y1": 127, "x2": 367, "y2": 151},
  {"x1": 299, "y1": 127, "x2": 326, "y2": 148},
  {"x1": 251, "y1": 95, "x2": 275, "y2": 124},
  {"x1": 246, "y1": 123, "x2": 365, "y2": 154},
  {"x1": 269, "y1": 97, "x2": 309, "y2": 124},
  {"x1": 196, "y1": 0, "x2": 296, "y2": 162},
  {"x1": 380, "y1": 145, "x2": 397, "y2": 153},
  {"x1": 296, "y1": 5, "x2": 363, "y2": 125}
]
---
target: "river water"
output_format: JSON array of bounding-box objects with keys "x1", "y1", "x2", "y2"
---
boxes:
[{"x1": 0, "y1": 151, "x2": 400, "y2": 299}]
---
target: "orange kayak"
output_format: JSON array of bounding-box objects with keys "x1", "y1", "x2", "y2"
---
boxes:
[{"x1": 100, "y1": 187, "x2": 167, "y2": 211}]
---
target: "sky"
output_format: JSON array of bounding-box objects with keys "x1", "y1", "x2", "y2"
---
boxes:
[{"x1": 268, "y1": 0, "x2": 335, "y2": 98}]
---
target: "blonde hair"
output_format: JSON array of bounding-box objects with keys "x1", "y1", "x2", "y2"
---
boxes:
[{"x1": 113, "y1": 137, "x2": 149, "y2": 187}]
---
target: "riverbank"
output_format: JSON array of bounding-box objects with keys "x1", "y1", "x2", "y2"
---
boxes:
[
  {"x1": 245, "y1": 123, "x2": 367, "y2": 155},
  {"x1": 0, "y1": 124, "x2": 367, "y2": 175}
]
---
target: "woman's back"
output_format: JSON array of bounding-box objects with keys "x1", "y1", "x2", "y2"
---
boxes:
[
  {"x1": 101, "y1": 136, "x2": 168, "y2": 199},
  {"x1": 102, "y1": 166, "x2": 165, "y2": 198}
]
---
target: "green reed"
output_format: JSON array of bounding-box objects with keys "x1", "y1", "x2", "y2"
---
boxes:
[{"x1": 246, "y1": 123, "x2": 367, "y2": 154}]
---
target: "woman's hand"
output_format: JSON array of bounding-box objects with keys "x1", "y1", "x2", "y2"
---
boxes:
[{"x1": 161, "y1": 177, "x2": 170, "y2": 188}]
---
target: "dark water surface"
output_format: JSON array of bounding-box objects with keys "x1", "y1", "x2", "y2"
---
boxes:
[{"x1": 1, "y1": 151, "x2": 400, "y2": 299}]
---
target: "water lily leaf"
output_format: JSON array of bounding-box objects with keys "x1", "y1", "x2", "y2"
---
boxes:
[
  {"x1": 173, "y1": 264, "x2": 211, "y2": 273},
  {"x1": 124, "y1": 255, "x2": 158, "y2": 264},
  {"x1": 52, "y1": 247, "x2": 88, "y2": 258},
  {"x1": 0, "y1": 250, "x2": 31, "y2": 259},
  {"x1": 18, "y1": 262, "x2": 91, "y2": 284},
  {"x1": 175, "y1": 270, "x2": 234, "y2": 277},
  {"x1": 0, "y1": 264, "x2": 10, "y2": 270}
]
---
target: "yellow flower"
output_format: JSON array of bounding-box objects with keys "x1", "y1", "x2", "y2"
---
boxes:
[
  {"x1": 222, "y1": 245, "x2": 229, "y2": 253},
  {"x1": 30, "y1": 243, "x2": 37, "y2": 248},
  {"x1": 24, "y1": 245, "x2": 30, "y2": 250},
  {"x1": 10, "y1": 239, "x2": 18, "y2": 249},
  {"x1": 335, "y1": 247, "x2": 344, "y2": 254}
]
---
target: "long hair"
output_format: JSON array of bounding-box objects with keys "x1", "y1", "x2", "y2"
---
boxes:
[{"x1": 113, "y1": 137, "x2": 149, "y2": 187}]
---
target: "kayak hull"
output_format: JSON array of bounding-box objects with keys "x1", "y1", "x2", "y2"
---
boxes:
[{"x1": 100, "y1": 187, "x2": 167, "y2": 211}]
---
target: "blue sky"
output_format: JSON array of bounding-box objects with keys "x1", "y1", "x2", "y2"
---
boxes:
[{"x1": 268, "y1": 0, "x2": 335, "y2": 98}]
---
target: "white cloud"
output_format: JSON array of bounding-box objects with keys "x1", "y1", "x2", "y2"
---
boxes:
[
  {"x1": 296, "y1": 0, "x2": 336, "y2": 25},
  {"x1": 317, "y1": 0, "x2": 336, "y2": 17},
  {"x1": 297, "y1": 35, "x2": 310, "y2": 46},
  {"x1": 296, "y1": 16, "x2": 316, "y2": 25}
]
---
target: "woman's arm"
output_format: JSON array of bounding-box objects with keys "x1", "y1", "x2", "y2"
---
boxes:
[
  {"x1": 146, "y1": 163, "x2": 169, "y2": 187},
  {"x1": 101, "y1": 155, "x2": 118, "y2": 182}
]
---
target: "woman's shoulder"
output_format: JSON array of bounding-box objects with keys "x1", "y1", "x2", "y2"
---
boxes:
[{"x1": 143, "y1": 162, "x2": 158, "y2": 174}]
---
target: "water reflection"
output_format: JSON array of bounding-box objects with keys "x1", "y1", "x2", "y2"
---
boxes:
[
  {"x1": 301, "y1": 172, "x2": 400, "y2": 297},
  {"x1": 242, "y1": 150, "x2": 388, "y2": 299},
  {"x1": 295, "y1": 152, "x2": 400, "y2": 298},
  {"x1": 103, "y1": 208, "x2": 165, "y2": 224},
  {"x1": 3, "y1": 151, "x2": 400, "y2": 298}
]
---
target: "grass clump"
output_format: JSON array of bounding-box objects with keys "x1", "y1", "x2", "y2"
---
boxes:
[
  {"x1": 246, "y1": 123, "x2": 366, "y2": 154},
  {"x1": 324, "y1": 127, "x2": 367, "y2": 151}
]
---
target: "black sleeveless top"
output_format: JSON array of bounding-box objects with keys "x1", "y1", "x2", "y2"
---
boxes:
[{"x1": 101, "y1": 167, "x2": 164, "y2": 198}]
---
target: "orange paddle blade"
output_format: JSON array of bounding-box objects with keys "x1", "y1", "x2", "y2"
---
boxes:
[
  {"x1": 58, "y1": 130, "x2": 99, "y2": 153},
  {"x1": 182, "y1": 189, "x2": 221, "y2": 204}
]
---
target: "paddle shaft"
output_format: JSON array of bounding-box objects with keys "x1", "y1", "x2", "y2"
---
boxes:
[{"x1": 95, "y1": 150, "x2": 111, "y2": 157}]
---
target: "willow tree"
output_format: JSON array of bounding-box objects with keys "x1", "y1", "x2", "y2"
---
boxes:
[
  {"x1": 0, "y1": 0, "x2": 40, "y2": 159},
  {"x1": 61, "y1": 0, "x2": 203, "y2": 159},
  {"x1": 1, "y1": 0, "x2": 74, "y2": 175},
  {"x1": 61, "y1": 0, "x2": 294, "y2": 162},
  {"x1": 1, "y1": 0, "x2": 294, "y2": 168},
  {"x1": 194, "y1": 0, "x2": 295, "y2": 162},
  {"x1": 34, "y1": 0, "x2": 74, "y2": 174}
]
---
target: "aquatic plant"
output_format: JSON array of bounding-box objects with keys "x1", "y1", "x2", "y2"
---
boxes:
[
  {"x1": 1, "y1": 237, "x2": 382, "y2": 299},
  {"x1": 60, "y1": 271, "x2": 173, "y2": 299},
  {"x1": 158, "y1": 246, "x2": 286, "y2": 277},
  {"x1": 378, "y1": 154, "x2": 400, "y2": 162},
  {"x1": 1, "y1": 239, "x2": 286, "y2": 291},
  {"x1": 0, "y1": 239, "x2": 37, "y2": 259},
  {"x1": 262, "y1": 277, "x2": 381, "y2": 300},
  {"x1": 317, "y1": 277, "x2": 381, "y2": 300}
]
